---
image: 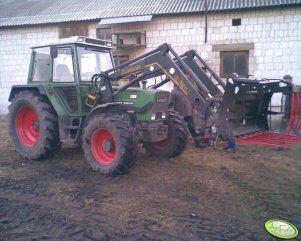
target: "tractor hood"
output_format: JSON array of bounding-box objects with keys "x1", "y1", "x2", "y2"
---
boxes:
[{"x1": 113, "y1": 87, "x2": 170, "y2": 121}]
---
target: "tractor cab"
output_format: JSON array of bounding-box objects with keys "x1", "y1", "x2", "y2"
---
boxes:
[
  {"x1": 28, "y1": 36, "x2": 114, "y2": 115},
  {"x1": 16, "y1": 36, "x2": 170, "y2": 149}
]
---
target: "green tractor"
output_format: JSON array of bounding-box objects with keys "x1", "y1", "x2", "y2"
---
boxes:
[{"x1": 8, "y1": 36, "x2": 188, "y2": 175}]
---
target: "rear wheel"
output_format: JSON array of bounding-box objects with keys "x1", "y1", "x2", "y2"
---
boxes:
[
  {"x1": 82, "y1": 114, "x2": 138, "y2": 175},
  {"x1": 8, "y1": 90, "x2": 61, "y2": 159},
  {"x1": 145, "y1": 111, "x2": 188, "y2": 157}
]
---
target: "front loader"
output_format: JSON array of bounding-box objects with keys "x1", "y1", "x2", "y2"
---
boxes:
[{"x1": 95, "y1": 43, "x2": 293, "y2": 142}]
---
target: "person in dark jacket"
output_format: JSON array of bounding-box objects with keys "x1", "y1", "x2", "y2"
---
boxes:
[
  {"x1": 283, "y1": 75, "x2": 293, "y2": 119},
  {"x1": 170, "y1": 85, "x2": 205, "y2": 148}
]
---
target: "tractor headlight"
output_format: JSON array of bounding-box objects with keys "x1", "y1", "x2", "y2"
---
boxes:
[{"x1": 151, "y1": 112, "x2": 166, "y2": 120}]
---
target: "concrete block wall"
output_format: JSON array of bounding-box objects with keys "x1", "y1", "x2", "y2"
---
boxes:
[
  {"x1": 94, "y1": 7, "x2": 300, "y2": 85},
  {"x1": 0, "y1": 26, "x2": 58, "y2": 114}
]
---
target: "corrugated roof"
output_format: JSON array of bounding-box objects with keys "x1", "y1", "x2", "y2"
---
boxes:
[{"x1": 0, "y1": 0, "x2": 300, "y2": 28}]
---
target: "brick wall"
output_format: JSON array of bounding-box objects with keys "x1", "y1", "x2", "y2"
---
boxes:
[{"x1": 0, "y1": 26, "x2": 58, "y2": 113}]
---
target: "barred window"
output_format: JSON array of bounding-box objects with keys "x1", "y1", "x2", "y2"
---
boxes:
[{"x1": 220, "y1": 51, "x2": 249, "y2": 78}]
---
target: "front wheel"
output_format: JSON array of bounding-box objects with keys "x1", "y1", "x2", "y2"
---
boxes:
[
  {"x1": 82, "y1": 114, "x2": 139, "y2": 175},
  {"x1": 144, "y1": 111, "x2": 188, "y2": 158}
]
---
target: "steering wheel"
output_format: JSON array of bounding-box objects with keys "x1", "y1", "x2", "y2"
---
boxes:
[{"x1": 81, "y1": 72, "x2": 95, "y2": 81}]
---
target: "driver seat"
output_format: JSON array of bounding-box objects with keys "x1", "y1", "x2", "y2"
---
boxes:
[{"x1": 55, "y1": 64, "x2": 74, "y2": 82}]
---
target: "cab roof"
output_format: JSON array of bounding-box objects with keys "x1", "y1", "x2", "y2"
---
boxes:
[{"x1": 31, "y1": 36, "x2": 112, "y2": 49}]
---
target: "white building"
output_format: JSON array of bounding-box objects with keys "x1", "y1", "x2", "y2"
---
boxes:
[{"x1": 0, "y1": 0, "x2": 300, "y2": 114}]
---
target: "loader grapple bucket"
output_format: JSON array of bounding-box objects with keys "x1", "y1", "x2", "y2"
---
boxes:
[
  {"x1": 178, "y1": 49, "x2": 294, "y2": 143},
  {"x1": 217, "y1": 78, "x2": 293, "y2": 139},
  {"x1": 236, "y1": 86, "x2": 301, "y2": 147}
]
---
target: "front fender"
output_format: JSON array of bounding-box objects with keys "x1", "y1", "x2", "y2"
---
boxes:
[{"x1": 83, "y1": 103, "x2": 124, "y2": 126}]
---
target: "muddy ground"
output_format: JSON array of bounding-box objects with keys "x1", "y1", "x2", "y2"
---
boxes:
[{"x1": 0, "y1": 119, "x2": 300, "y2": 241}]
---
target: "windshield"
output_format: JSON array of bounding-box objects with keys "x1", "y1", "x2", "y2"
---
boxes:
[{"x1": 77, "y1": 47, "x2": 113, "y2": 81}]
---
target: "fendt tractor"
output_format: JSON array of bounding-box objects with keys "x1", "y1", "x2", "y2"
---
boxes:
[{"x1": 8, "y1": 36, "x2": 293, "y2": 175}]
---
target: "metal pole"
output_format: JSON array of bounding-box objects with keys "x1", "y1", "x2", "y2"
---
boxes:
[{"x1": 205, "y1": 0, "x2": 208, "y2": 43}]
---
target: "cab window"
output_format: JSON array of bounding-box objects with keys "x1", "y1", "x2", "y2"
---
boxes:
[
  {"x1": 53, "y1": 48, "x2": 75, "y2": 82},
  {"x1": 31, "y1": 47, "x2": 50, "y2": 82}
]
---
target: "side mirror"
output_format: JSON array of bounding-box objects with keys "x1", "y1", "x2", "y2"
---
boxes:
[{"x1": 50, "y1": 47, "x2": 58, "y2": 58}]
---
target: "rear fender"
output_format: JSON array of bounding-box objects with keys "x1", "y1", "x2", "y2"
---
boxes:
[{"x1": 9, "y1": 85, "x2": 47, "y2": 102}]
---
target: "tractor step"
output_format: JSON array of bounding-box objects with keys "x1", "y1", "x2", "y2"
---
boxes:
[{"x1": 64, "y1": 125, "x2": 79, "y2": 130}]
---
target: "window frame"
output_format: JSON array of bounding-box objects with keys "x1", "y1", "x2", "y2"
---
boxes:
[
  {"x1": 220, "y1": 51, "x2": 249, "y2": 78},
  {"x1": 30, "y1": 47, "x2": 51, "y2": 83}
]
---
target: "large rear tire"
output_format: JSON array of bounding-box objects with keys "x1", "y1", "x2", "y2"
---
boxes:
[
  {"x1": 82, "y1": 114, "x2": 139, "y2": 175},
  {"x1": 144, "y1": 111, "x2": 188, "y2": 157},
  {"x1": 8, "y1": 90, "x2": 61, "y2": 159}
]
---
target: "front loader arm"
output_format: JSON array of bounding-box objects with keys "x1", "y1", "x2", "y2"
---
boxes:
[
  {"x1": 180, "y1": 50, "x2": 226, "y2": 96},
  {"x1": 105, "y1": 43, "x2": 214, "y2": 116}
]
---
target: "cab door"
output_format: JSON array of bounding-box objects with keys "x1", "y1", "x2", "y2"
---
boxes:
[
  {"x1": 76, "y1": 46, "x2": 114, "y2": 113},
  {"x1": 50, "y1": 46, "x2": 80, "y2": 115}
]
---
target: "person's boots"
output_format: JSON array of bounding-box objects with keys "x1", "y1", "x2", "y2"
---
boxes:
[{"x1": 224, "y1": 139, "x2": 236, "y2": 152}]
